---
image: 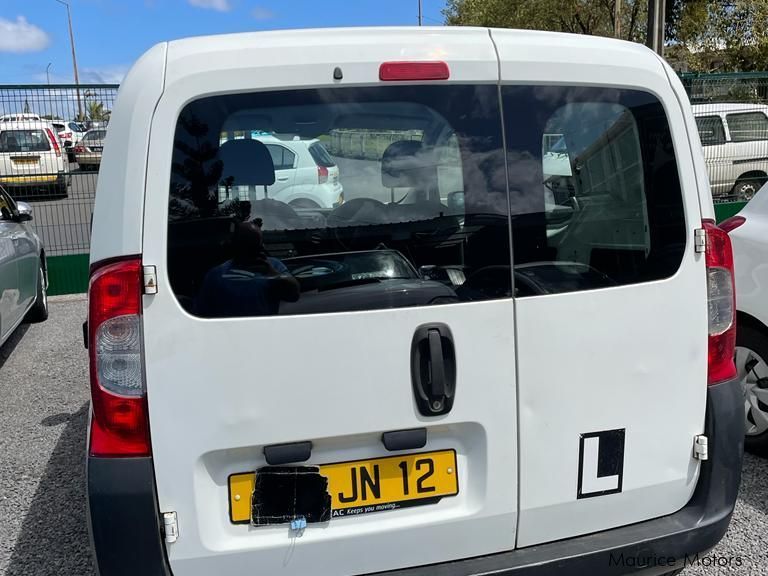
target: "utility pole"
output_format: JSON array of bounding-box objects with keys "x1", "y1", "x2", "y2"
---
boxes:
[
  {"x1": 418, "y1": 0, "x2": 422, "y2": 26},
  {"x1": 55, "y1": 0, "x2": 83, "y2": 120},
  {"x1": 46, "y1": 63, "x2": 52, "y2": 85},
  {"x1": 614, "y1": 0, "x2": 622, "y2": 38},
  {"x1": 646, "y1": 0, "x2": 665, "y2": 55}
]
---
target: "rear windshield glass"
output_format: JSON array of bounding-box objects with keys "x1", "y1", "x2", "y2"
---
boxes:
[
  {"x1": 84, "y1": 130, "x2": 106, "y2": 141},
  {"x1": 167, "y1": 84, "x2": 685, "y2": 318},
  {"x1": 0, "y1": 130, "x2": 51, "y2": 153},
  {"x1": 168, "y1": 85, "x2": 510, "y2": 318},
  {"x1": 308, "y1": 141, "x2": 336, "y2": 167}
]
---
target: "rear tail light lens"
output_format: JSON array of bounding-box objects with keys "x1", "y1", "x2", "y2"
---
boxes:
[
  {"x1": 380, "y1": 61, "x2": 450, "y2": 81},
  {"x1": 88, "y1": 257, "x2": 150, "y2": 456},
  {"x1": 318, "y1": 165, "x2": 329, "y2": 184},
  {"x1": 718, "y1": 215, "x2": 746, "y2": 234},
  {"x1": 703, "y1": 219, "x2": 737, "y2": 385},
  {"x1": 74, "y1": 145, "x2": 85, "y2": 153},
  {"x1": 45, "y1": 128, "x2": 61, "y2": 158}
]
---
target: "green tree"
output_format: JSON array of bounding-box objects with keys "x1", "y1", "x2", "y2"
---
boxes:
[
  {"x1": 443, "y1": 0, "x2": 768, "y2": 71},
  {"x1": 443, "y1": 0, "x2": 648, "y2": 43},
  {"x1": 86, "y1": 100, "x2": 109, "y2": 121}
]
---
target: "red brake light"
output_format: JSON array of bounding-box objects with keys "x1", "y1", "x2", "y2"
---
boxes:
[
  {"x1": 318, "y1": 165, "x2": 329, "y2": 184},
  {"x1": 703, "y1": 219, "x2": 737, "y2": 385},
  {"x1": 88, "y1": 257, "x2": 150, "y2": 456},
  {"x1": 379, "y1": 61, "x2": 450, "y2": 81},
  {"x1": 74, "y1": 145, "x2": 85, "y2": 153},
  {"x1": 718, "y1": 215, "x2": 746, "y2": 234},
  {"x1": 45, "y1": 128, "x2": 61, "y2": 158}
]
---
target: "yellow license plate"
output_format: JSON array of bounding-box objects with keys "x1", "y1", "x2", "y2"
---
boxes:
[
  {"x1": 11, "y1": 158, "x2": 39, "y2": 165},
  {"x1": 229, "y1": 449, "x2": 458, "y2": 524}
]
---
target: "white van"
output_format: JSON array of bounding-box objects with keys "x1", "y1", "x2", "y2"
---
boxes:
[
  {"x1": 86, "y1": 28, "x2": 743, "y2": 576},
  {"x1": 692, "y1": 103, "x2": 768, "y2": 200}
]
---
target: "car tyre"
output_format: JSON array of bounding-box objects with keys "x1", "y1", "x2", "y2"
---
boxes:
[
  {"x1": 732, "y1": 178, "x2": 765, "y2": 202},
  {"x1": 25, "y1": 261, "x2": 49, "y2": 324},
  {"x1": 736, "y1": 323, "x2": 768, "y2": 456}
]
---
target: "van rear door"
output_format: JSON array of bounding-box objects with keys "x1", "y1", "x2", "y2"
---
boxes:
[
  {"x1": 492, "y1": 30, "x2": 707, "y2": 546},
  {"x1": 141, "y1": 29, "x2": 520, "y2": 576}
]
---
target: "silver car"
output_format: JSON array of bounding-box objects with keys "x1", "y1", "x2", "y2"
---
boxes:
[{"x1": 0, "y1": 185, "x2": 48, "y2": 346}]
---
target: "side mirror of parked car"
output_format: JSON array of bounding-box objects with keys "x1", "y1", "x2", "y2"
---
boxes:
[{"x1": 15, "y1": 201, "x2": 33, "y2": 222}]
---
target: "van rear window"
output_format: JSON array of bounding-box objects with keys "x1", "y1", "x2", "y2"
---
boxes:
[
  {"x1": 168, "y1": 85, "x2": 511, "y2": 318},
  {"x1": 167, "y1": 84, "x2": 686, "y2": 317}
]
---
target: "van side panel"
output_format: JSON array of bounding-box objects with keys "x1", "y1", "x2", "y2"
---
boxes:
[{"x1": 90, "y1": 42, "x2": 167, "y2": 265}]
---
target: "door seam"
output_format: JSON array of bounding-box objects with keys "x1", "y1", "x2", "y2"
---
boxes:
[{"x1": 487, "y1": 27, "x2": 523, "y2": 548}]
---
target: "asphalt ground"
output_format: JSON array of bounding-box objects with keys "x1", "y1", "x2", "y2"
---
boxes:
[{"x1": 0, "y1": 297, "x2": 767, "y2": 575}]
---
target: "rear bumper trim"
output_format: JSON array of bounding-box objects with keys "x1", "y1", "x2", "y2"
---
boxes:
[{"x1": 87, "y1": 377, "x2": 743, "y2": 576}]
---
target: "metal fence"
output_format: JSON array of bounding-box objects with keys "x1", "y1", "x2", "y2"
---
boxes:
[
  {"x1": 680, "y1": 72, "x2": 768, "y2": 203},
  {"x1": 0, "y1": 84, "x2": 118, "y2": 294}
]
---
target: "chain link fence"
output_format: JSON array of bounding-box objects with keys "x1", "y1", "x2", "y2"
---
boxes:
[
  {"x1": 680, "y1": 72, "x2": 768, "y2": 204},
  {"x1": 0, "y1": 84, "x2": 118, "y2": 294}
]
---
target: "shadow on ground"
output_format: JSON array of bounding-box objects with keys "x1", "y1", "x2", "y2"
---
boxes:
[
  {"x1": 5, "y1": 402, "x2": 95, "y2": 576},
  {"x1": 0, "y1": 325, "x2": 29, "y2": 371}
]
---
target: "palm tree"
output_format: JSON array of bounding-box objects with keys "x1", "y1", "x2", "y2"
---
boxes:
[{"x1": 87, "y1": 100, "x2": 107, "y2": 122}]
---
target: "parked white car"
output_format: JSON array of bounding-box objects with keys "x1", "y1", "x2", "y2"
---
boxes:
[
  {"x1": 218, "y1": 133, "x2": 343, "y2": 209},
  {"x1": 86, "y1": 27, "x2": 742, "y2": 576},
  {"x1": 693, "y1": 102, "x2": 768, "y2": 200},
  {"x1": 0, "y1": 121, "x2": 68, "y2": 196},
  {"x1": 721, "y1": 182, "x2": 768, "y2": 454},
  {"x1": 51, "y1": 120, "x2": 87, "y2": 148}
]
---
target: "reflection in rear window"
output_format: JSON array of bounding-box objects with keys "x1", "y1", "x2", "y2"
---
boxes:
[
  {"x1": 308, "y1": 142, "x2": 335, "y2": 167},
  {"x1": 167, "y1": 85, "x2": 511, "y2": 318}
]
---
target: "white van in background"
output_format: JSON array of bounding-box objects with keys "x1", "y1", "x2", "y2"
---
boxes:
[
  {"x1": 693, "y1": 102, "x2": 768, "y2": 200},
  {"x1": 86, "y1": 27, "x2": 743, "y2": 576}
]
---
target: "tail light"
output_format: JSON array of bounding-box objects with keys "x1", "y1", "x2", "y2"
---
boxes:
[
  {"x1": 703, "y1": 219, "x2": 737, "y2": 385},
  {"x1": 45, "y1": 128, "x2": 61, "y2": 158},
  {"x1": 379, "y1": 61, "x2": 450, "y2": 81},
  {"x1": 318, "y1": 165, "x2": 329, "y2": 184},
  {"x1": 718, "y1": 215, "x2": 746, "y2": 234},
  {"x1": 88, "y1": 257, "x2": 150, "y2": 456},
  {"x1": 74, "y1": 145, "x2": 85, "y2": 153}
]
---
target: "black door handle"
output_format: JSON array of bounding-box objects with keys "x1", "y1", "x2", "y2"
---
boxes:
[{"x1": 411, "y1": 323, "x2": 456, "y2": 416}]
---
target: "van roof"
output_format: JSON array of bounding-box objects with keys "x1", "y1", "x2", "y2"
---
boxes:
[
  {"x1": 165, "y1": 26, "x2": 655, "y2": 63},
  {"x1": 691, "y1": 102, "x2": 768, "y2": 115}
]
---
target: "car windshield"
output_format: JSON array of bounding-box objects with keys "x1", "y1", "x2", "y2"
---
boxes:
[
  {"x1": 0, "y1": 130, "x2": 51, "y2": 153},
  {"x1": 308, "y1": 141, "x2": 335, "y2": 167}
]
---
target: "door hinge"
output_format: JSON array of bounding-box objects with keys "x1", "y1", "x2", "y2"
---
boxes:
[
  {"x1": 693, "y1": 435, "x2": 709, "y2": 460},
  {"x1": 694, "y1": 228, "x2": 707, "y2": 253},
  {"x1": 143, "y1": 265, "x2": 158, "y2": 295},
  {"x1": 162, "y1": 511, "x2": 178, "y2": 544}
]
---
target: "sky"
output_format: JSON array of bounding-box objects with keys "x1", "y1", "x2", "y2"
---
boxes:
[{"x1": 1, "y1": 0, "x2": 448, "y2": 85}]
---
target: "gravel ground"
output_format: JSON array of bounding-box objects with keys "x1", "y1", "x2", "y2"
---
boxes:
[{"x1": 0, "y1": 297, "x2": 766, "y2": 575}]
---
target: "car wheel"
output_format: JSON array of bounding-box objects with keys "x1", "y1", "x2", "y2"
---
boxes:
[
  {"x1": 736, "y1": 323, "x2": 768, "y2": 456},
  {"x1": 732, "y1": 179, "x2": 765, "y2": 202},
  {"x1": 25, "y1": 261, "x2": 49, "y2": 323},
  {"x1": 289, "y1": 199, "x2": 322, "y2": 210}
]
